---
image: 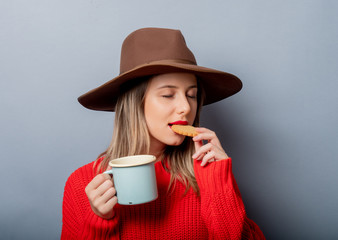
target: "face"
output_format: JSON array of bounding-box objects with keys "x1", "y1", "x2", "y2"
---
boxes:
[{"x1": 144, "y1": 73, "x2": 198, "y2": 154}]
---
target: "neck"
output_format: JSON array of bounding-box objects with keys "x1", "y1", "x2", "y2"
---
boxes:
[{"x1": 149, "y1": 138, "x2": 166, "y2": 162}]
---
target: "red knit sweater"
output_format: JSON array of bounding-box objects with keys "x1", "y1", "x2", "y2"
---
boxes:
[{"x1": 62, "y1": 158, "x2": 265, "y2": 239}]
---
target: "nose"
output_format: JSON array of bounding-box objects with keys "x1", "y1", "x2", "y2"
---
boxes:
[{"x1": 176, "y1": 95, "x2": 191, "y2": 115}]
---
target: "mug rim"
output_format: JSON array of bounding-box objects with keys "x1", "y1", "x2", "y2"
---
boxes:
[{"x1": 108, "y1": 154, "x2": 156, "y2": 168}]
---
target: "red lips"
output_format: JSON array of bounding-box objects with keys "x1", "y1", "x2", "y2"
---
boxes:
[{"x1": 168, "y1": 120, "x2": 188, "y2": 127}]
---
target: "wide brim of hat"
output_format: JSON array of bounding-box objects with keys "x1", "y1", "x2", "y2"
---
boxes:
[{"x1": 78, "y1": 60, "x2": 242, "y2": 111}]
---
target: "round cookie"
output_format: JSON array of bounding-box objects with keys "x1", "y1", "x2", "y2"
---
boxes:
[{"x1": 171, "y1": 125, "x2": 198, "y2": 137}]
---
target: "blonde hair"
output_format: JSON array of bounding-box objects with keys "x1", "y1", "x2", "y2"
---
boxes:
[{"x1": 97, "y1": 76, "x2": 204, "y2": 194}]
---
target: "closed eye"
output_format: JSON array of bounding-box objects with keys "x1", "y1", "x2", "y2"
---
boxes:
[
  {"x1": 187, "y1": 94, "x2": 197, "y2": 99},
  {"x1": 162, "y1": 95, "x2": 174, "y2": 98}
]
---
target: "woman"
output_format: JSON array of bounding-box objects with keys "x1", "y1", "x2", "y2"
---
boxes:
[{"x1": 62, "y1": 27, "x2": 265, "y2": 239}]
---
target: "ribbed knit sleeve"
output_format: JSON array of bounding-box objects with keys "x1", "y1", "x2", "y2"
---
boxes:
[
  {"x1": 61, "y1": 162, "x2": 120, "y2": 239},
  {"x1": 194, "y1": 158, "x2": 265, "y2": 240}
]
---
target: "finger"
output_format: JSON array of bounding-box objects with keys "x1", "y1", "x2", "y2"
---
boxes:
[
  {"x1": 103, "y1": 187, "x2": 117, "y2": 202},
  {"x1": 193, "y1": 128, "x2": 221, "y2": 145},
  {"x1": 102, "y1": 173, "x2": 114, "y2": 187},
  {"x1": 194, "y1": 127, "x2": 215, "y2": 138},
  {"x1": 97, "y1": 187, "x2": 116, "y2": 206},
  {"x1": 102, "y1": 165, "x2": 114, "y2": 186},
  {"x1": 193, "y1": 139, "x2": 204, "y2": 156},
  {"x1": 102, "y1": 173, "x2": 112, "y2": 181},
  {"x1": 103, "y1": 165, "x2": 113, "y2": 178},
  {"x1": 86, "y1": 174, "x2": 108, "y2": 192},
  {"x1": 194, "y1": 127, "x2": 209, "y2": 133},
  {"x1": 96, "y1": 179, "x2": 114, "y2": 197},
  {"x1": 193, "y1": 143, "x2": 212, "y2": 160},
  {"x1": 97, "y1": 196, "x2": 118, "y2": 217},
  {"x1": 107, "y1": 196, "x2": 118, "y2": 208},
  {"x1": 103, "y1": 196, "x2": 118, "y2": 213},
  {"x1": 201, "y1": 151, "x2": 216, "y2": 166}
]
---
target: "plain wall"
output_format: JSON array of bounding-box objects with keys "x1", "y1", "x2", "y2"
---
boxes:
[{"x1": 1, "y1": 0, "x2": 337, "y2": 239}]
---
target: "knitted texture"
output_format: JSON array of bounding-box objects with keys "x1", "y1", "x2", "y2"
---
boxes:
[{"x1": 61, "y1": 158, "x2": 265, "y2": 239}]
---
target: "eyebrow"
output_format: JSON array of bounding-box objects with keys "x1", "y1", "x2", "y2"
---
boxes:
[{"x1": 157, "y1": 85, "x2": 198, "y2": 89}]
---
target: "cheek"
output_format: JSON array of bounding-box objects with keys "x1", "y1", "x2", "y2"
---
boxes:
[
  {"x1": 144, "y1": 99, "x2": 162, "y2": 128},
  {"x1": 189, "y1": 104, "x2": 198, "y2": 122},
  {"x1": 144, "y1": 94, "x2": 161, "y2": 113}
]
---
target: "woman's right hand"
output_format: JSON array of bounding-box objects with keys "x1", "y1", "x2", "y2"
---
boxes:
[{"x1": 85, "y1": 166, "x2": 118, "y2": 219}]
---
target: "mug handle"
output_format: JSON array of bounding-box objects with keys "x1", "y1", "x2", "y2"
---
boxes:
[
  {"x1": 103, "y1": 169, "x2": 113, "y2": 175},
  {"x1": 102, "y1": 169, "x2": 117, "y2": 197}
]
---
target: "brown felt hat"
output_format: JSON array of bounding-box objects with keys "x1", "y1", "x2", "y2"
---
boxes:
[{"x1": 78, "y1": 27, "x2": 242, "y2": 111}]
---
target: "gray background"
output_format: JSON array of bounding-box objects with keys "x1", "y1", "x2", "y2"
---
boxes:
[{"x1": 1, "y1": 0, "x2": 337, "y2": 239}]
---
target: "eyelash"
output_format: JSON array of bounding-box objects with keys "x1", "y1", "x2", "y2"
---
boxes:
[
  {"x1": 162, "y1": 95, "x2": 174, "y2": 98},
  {"x1": 162, "y1": 94, "x2": 197, "y2": 99}
]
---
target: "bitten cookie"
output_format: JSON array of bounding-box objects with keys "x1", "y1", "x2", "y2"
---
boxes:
[{"x1": 171, "y1": 125, "x2": 198, "y2": 137}]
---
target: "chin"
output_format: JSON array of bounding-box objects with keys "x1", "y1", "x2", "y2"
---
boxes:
[{"x1": 166, "y1": 137, "x2": 186, "y2": 146}]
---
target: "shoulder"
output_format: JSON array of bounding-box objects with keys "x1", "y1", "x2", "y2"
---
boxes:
[{"x1": 65, "y1": 157, "x2": 103, "y2": 190}]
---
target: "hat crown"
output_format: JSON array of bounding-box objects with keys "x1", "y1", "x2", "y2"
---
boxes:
[
  {"x1": 78, "y1": 27, "x2": 242, "y2": 111},
  {"x1": 120, "y1": 28, "x2": 197, "y2": 74}
]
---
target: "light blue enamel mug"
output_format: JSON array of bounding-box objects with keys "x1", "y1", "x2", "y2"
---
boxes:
[{"x1": 104, "y1": 155, "x2": 158, "y2": 205}]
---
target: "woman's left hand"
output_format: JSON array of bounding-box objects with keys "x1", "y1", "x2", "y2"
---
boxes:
[{"x1": 192, "y1": 127, "x2": 229, "y2": 166}]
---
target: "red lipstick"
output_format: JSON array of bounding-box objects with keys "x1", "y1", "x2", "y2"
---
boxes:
[{"x1": 169, "y1": 120, "x2": 188, "y2": 127}]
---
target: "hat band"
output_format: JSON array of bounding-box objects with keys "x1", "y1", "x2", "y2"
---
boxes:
[
  {"x1": 144, "y1": 59, "x2": 197, "y2": 66},
  {"x1": 119, "y1": 59, "x2": 198, "y2": 75}
]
